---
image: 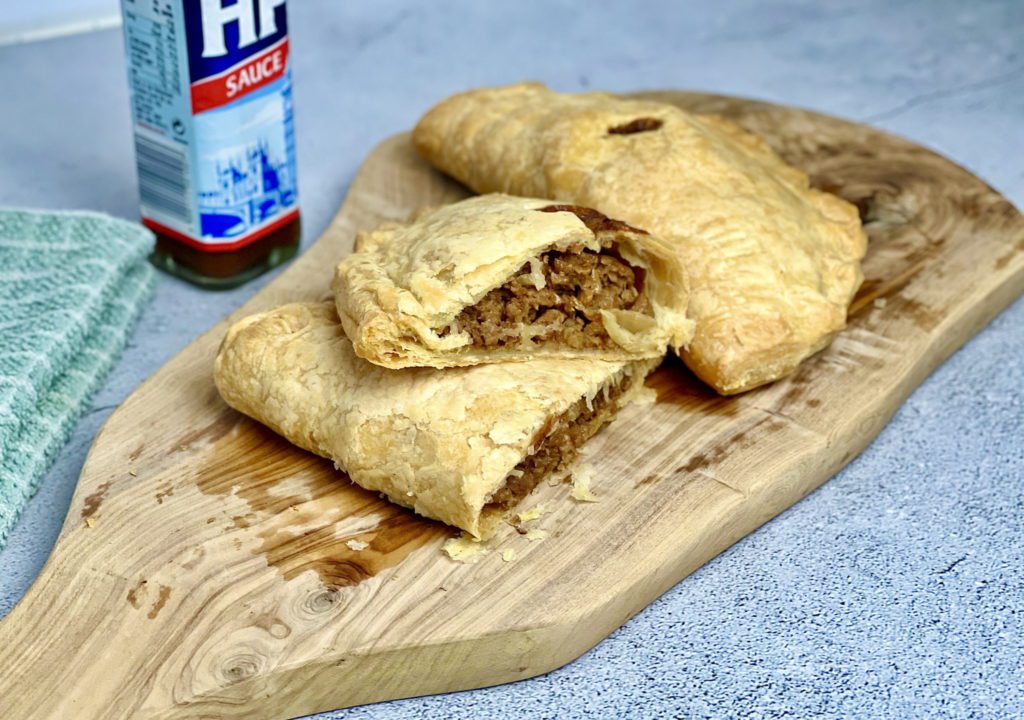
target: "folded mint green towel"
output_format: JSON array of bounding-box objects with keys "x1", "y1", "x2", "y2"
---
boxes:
[{"x1": 0, "y1": 209, "x2": 157, "y2": 548}]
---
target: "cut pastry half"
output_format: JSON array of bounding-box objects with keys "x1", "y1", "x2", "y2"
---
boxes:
[
  {"x1": 333, "y1": 194, "x2": 693, "y2": 369},
  {"x1": 214, "y1": 302, "x2": 659, "y2": 539}
]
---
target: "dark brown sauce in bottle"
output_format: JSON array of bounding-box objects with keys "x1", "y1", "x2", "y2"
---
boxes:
[{"x1": 147, "y1": 213, "x2": 300, "y2": 289}]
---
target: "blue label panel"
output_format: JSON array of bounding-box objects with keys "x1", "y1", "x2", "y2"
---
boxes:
[{"x1": 194, "y1": 75, "x2": 298, "y2": 240}]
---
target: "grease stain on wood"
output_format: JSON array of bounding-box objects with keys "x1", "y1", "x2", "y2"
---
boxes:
[
  {"x1": 894, "y1": 297, "x2": 943, "y2": 331},
  {"x1": 647, "y1": 357, "x2": 740, "y2": 416},
  {"x1": 81, "y1": 481, "x2": 112, "y2": 520},
  {"x1": 154, "y1": 482, "x2": 174, "y2": 505},
  {"x1": 257, "y1": 510, "x2": 443, "y2": 589},
  {"x1": 634, "y1": 474, "x2": 663, "y2": 488},
  {"x1": 129, "y1": 443, "x2": 145, "y2": 462},
  {"x1": 994, "y1": 239, "x2": 1024, "y2": 270},
  {"x1": 776, "y1": 373, "x2": 812, "y2": 406},
  {"x1": 147, "y1": 585, "x2": 171, "y2": 620},
  {"x1": 851, "y1": 235, "x2": 948, "y2": 318},
  {"x1": 173, "y1": 411, "x2": 238, "y2": 454},
  {"x1": 126, "y1": 579, "x2": 146, "y2": 609},
  {"x1": 192, "y1": 419, "x2": 444, "y2": 589},
  {"x1": 231, "y1": 513, "x2": 256, "y2": 529},
  {"x1": 675, "y1": 415, "x2": 782, "y2": 475}
]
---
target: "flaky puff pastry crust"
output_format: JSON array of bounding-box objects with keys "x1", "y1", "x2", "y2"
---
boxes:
[
  {"x1": 214, "y1": 302, "x2": 658, "y2": 539},
  {"x1": 413, "y1": 83, "x2": 867, "y2": 394},
  {"x1": 333, "y1": 193, "x2": 692, "y2": 369}
]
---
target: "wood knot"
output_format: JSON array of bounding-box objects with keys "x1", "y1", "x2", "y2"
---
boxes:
[
  {"x1": 221, "y1": 653, "x2": 263, "y2": 685},
  {"x1": 303, "y1": 588, "x2": 342, "y2": 615}
]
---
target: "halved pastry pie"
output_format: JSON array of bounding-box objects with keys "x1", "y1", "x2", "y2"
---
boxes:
[
  {"x1": 413, "y1": 83, "x2": 868, "y2": 394},
  {"x1": 214, "y1": 302, "x2": 659, "y2": 539},
  {"x1": 333, "y1": 194, "x2": 692, "y2": 369}
]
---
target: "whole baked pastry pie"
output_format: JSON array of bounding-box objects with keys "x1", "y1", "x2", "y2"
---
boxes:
[
  {"x1": 333, "y1": 194, "x2": 692, "y2": 369},
  {"x1": 214, "y1": 302, "x2": 658, "y2": 539},
  {"x1": 413, "y1": 82, "x2": 868, "y2": 394}
]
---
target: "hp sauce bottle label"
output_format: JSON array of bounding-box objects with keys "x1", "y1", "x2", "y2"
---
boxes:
[{"x1": 121, "y1": 0, "x2": 298, "y2": 250}]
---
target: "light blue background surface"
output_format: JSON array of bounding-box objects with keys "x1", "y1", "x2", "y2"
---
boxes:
[{"x1": 0, "y1": 2, "x2": 1021, "y2": 718}]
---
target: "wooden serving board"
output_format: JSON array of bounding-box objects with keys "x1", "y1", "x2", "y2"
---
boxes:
[{"x1": 0, "y1": 92, "x2": 1021, "y2": 720}]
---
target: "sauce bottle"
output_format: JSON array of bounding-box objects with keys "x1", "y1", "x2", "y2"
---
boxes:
[{"x1": 120, "y1": 0, "x2": 300, "y2": 288}]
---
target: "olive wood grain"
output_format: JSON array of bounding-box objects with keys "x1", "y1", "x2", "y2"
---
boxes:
[{"x1": 0, "y1": 92, "x2": 1020, "y2": 719}]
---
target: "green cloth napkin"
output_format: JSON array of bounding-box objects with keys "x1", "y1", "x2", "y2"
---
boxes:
[{"x1": 0, "y1": 209, "x2": 157, "y2": 548}]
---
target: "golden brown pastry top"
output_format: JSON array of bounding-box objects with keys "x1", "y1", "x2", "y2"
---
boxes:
[
  {"x1": 214, "y1": 302, "x2": 656, "y2": 538},
  {"x1": 413, "y1": 82, "x2": 867, "y2": 394},
  {"x1": 332, "y1": 193, "x2": 693, "y2": 368}
]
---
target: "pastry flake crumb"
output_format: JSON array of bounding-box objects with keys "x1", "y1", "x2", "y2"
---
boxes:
[
  {"x1": 570, "y1": 464, "x2": 600, "y2": 502},
  {"x1": 516, "y1": 504, "x2": 549, "y2": 524},
  {"x1": 443, "y1": 533, "x2": 492, "y2": 564},
  {"x1": 128, "y1": 469, "x2": 138, "y2": 477},
  {"x1": 629, "y1": 385, "x2": 659, "y2": 406},
  {"x1": 84, "y1": 517, "x2": 96, "y2": 528},
  {"x1": 502, "y1": 548, "x2": 517, "y2": 563},
  {"x1": 345, "y1": 539, "x2": 369, "y2": 551},
  {"x1": 525, "y1": 528, "x2": 548, "y2": 542},
  {"x1": 873, "y1": 297, "x2": 887, "y2": 309}
]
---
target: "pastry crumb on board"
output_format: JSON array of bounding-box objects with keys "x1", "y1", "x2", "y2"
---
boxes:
[
  {"x1": 525, "y1": 528, "x2": 548, "y2": 542},
  {"x1": 570, "y1": 463, "x2": 600, "y2": 502},
  {"x1": 516, "y1": 504, "x2": 549, "y2": 523},
  {"x1": 345, "y1": 539, "x2": 369, "y2": 551},
  {"x1": 443, "y1": 533, "x2": 493, "y2": 564},
  {"x1": 629, "y1": 385, "x2": 658, "y2": 406},
  {"x1": 502, "y1": 548, "x2": 517, "y2": 563}
]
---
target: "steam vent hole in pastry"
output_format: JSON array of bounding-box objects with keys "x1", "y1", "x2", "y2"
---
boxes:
[
  {"x1": 442, "y1": 205, "x2": 652, "y2": 351},
  {"x1": 485, "y1": 377, "x2": 630, "y2": 512},
  {"x1": 607, "y1": 117, "x2": 664, "y2": 135}
]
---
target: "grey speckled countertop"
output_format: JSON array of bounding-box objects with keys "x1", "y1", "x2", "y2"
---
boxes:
[{"x1": 1, "y1": 1, "x2": 1022, "y2": 718}]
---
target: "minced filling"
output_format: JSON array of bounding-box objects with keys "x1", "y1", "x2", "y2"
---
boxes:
[
  {"x1": 445, "y1": 245, "x2": 650, "y2": 350},
  {"x1": 485, "y1": 377, "x2": 631, "y2": 513}
]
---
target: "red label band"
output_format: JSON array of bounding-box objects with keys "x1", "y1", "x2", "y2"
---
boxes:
[
  {"x1": 190, "y1": 38, "x2": 289, "y2": 114},
  {"x1": 142, "y1": 209, "x2": 299, "y2": 253}
]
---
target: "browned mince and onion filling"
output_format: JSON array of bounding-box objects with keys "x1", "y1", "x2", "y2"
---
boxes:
[
  {"x1": 484, "y1": 376, "x2": 632, "y2": 513},
  {"x1": 445, "y1": 245, "x2": 650, "y2": 350}
]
